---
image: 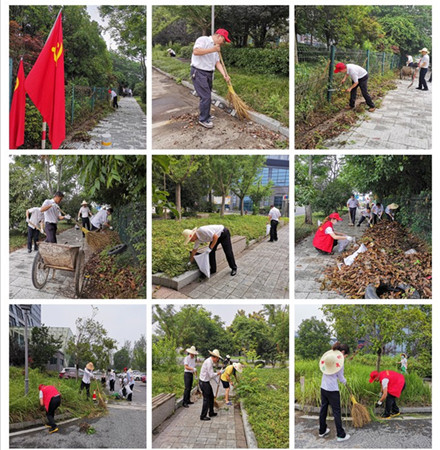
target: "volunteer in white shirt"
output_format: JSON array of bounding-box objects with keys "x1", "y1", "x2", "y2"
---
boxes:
[
  {"x1": 183, "y1": 346, "x2": 198, "y2": 408},
  {"x1": 77, "y1": 200, "x2": 92, "y2": 237},
  {"x1": 90, "y1": 208, "x2": 113, "y2": 231},
  {"x1": 385, "y1": 203, "x2": 399, "y2": 221},
  {"x1": 372, "y1": 202, "x2": 384, "y2": 224},
  {"x1": 108, "y1": 369, "x2": 116, "y2": 392},
  {"x1": 198, "y1": 349, "x2": 222, "y2": 421},
  {"x1": 191, "y1": 29, "x2": 231, "y2": 129},
  {"x1": 40, "y1": 191, "x2": 70, "y2": 243},
  {"x1": 110, "y1": 89, "x2": 118, "y2": 108},
  {"x1": 346, "y1": 195, "x2": 359, "y2": 226},
  {"x1": 80, "y1": 362, "x2": 95, "y2": 400},
  {"x1": 357, "y1": 207, "x2": 372, "y2": 227},
  {"x1": 268, "y1": 205, "x2": 282, "y2": 242},
  {"x1": 26, "y1": 206, "x2": 44, "y2": 252},
  {"x1": 416, "y1": 48, "x2": 430, "y2": 91},
  {"x1": 183, "y1": 224, "x2": 237, "y2": 276},
  {"x1": 406, "y1": 54, "x2": 414, "y2": 66},
  {"x1": 334, "y1": 62, "x2": 375, "y2": 112}
]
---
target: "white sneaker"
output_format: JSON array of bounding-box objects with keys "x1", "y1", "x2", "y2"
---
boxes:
[
  {"x1": 319, "y1": 428, "x2": 330, "y2": 438},
  {"x1": 337, "y1": 434, "x2": 351, "y2": 442},
  {"x1": 199, "y1": 120, "x2": 213, "y2": 129}
]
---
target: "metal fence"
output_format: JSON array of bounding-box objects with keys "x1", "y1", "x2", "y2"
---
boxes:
[{"x1": 295, "y1": 45, "x2": 401, "y2": 121}]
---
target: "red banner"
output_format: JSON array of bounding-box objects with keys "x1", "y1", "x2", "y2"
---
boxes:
[
  {"x1": 9, "y1": 59, "x2": 26, "y2": 149},
  {"x1": 25, "y1": 11, "x2": 65, "y2": 149}
]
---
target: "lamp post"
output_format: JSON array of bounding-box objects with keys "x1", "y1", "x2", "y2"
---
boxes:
[{"x1": 20, "y1": 304, "x2": 32, "y2": 396}]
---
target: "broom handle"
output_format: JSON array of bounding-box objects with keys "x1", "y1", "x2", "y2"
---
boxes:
[
  {"x1": 215, "y1": 374, "x2": 221, "y2": 397},
  {"x1": 219, "y1": 51, "x2": 232, "y2": 86}
]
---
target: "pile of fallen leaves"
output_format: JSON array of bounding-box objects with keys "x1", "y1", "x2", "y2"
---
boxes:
[{"x1": 324, "y1": 221, "x2": 432, "y2": 299}]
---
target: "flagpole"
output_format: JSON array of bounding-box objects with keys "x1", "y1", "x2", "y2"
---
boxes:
[{"x1": 42, "y1": 122, "x2": 47, "y2": 149}]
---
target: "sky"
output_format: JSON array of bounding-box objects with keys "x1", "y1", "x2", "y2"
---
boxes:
[
  {"x1": 86, "y1": 6, "x2": 117, "y2": 51},
  {"x1": 41, "y1": 304, "x2": 146, "y2": 348},
  {"x1": 294, "y1": 304, "x2": 327, "y2": 332}
]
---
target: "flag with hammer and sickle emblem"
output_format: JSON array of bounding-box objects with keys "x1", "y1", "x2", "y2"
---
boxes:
[
  {"x1": 9, "y1": 59, "x2": 26, "y2": 149},
  {"x1": 25, "y1": 11, "x2": 65, "y2": 149}
]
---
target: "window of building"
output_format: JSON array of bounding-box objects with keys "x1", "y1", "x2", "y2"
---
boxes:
[{"x1": 274, "y1": 196, "x2": 283, "y2": 209}]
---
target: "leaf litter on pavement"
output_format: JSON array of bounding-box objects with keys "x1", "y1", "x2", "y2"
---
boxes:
[{"x1": 324, "y1": 221, "x2": 432, "y2": 299}]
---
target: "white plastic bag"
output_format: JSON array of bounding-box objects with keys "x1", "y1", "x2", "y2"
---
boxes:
[
  {"x1": 344, "y1": 243, "x2": 368, "y2": 266},
  {"x1": 266, "y1": 224, "x2": 271, "y2": 235},
  {"x1": 194, "y1": 251, "x2": 211, "y2": 278},
  {"x1": 337, "y1": 238, "x2": 350, "y2": 253}
]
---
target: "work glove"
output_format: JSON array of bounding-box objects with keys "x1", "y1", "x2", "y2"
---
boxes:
[
  {"x1": 65, "y1": 214, "x2": 71, "y2": 220},
  {"x1": 375, "y1": 401, "x2": 383, "y2": 407},
  {"x1": 186, "y1": 261, "x2": 192, "y2": 268},
  {"x1": 346, "y1": 236, "x2": 353, "y2": 241},
  {"x1": 109, "y1": 226, "x2": 113, "y2": 230}
]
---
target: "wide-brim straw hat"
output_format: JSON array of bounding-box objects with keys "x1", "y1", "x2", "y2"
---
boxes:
[
  {"x1": 233, "y1": 362, "x2": 243, "y2": 373},
  {"x1": 388, "y1": 203, "x2": 399, "y2": 209},
  {"x1": 86, "y1": 362, "x2": 94, "y2": 371},
  {"x1": 186, "y1": 346, "x2": 199, "y2": 355},
  {"x1": 319, "y1": 350, "x2": 344, "y2": 375},
  {"x1": 209, "y1": 349, "x2": 223, "y2": 359},
  {"x1": 419, "y1": 48, "x2": 430, "y2": 54},
  {"x1": 81, "y1": 200, "x2": 88, "y2": 206},
  {"x1": 182, "y1": 227, "x2": 198, "y2": 245}
]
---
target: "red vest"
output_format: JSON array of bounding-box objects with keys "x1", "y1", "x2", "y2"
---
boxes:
[
  {"x1": 313, "y1": 221, "x2": 334, "y2": 253},
  {"x1": 41, "y1": 385, "x2": 60, "y2": 411},
  {"x1": 379, "y1": 370, "x2": 405, "y2": 398}
]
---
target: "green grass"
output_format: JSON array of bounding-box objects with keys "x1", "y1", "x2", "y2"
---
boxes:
[
  {"x1": 152, "y1": 214, "x2": 288, "y2": 277},
  {"x1": 294, "y1": 212, "x2": 326, "y2": 244},
  {"x1": 152, "y1": 370, "x2": 188, "y2": 398},
  {"x1": 134, "y1": 96, "x2": 146, "y2": 114},
  {"x1": 9, "y1": 367, "x2": 106, "y2": 424},
  {"x1": 295, "y1": 357, "x2": 431, "y2": 411},
  {"x1": 237, "y1": 368, "x2": 289, "y2": 448},
  {"x1": 153, "y1": 49, "x2": 289, "y2": 126}
]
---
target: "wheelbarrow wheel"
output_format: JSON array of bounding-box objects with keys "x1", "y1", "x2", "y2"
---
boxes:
[
  {"x1": 74, "y1": 250, "x2": 86, "y2": 297},
  {"x1": 32, "y1": 252, "x2": 49, "y2": 289},
  {"x1": 107, "y1": 243, "x2": 127, "y2": 256}
]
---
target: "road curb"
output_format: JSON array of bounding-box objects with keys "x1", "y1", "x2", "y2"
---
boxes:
[
  {"x1": 295, "y1": 403, "x2": 432, "y2": 414},
  {"x1": 9, "y1": 417, "x2": 81, "y2": 437},
  {"x1": 153, "y1": 66, "x2": 289, "y2": 138},
  {"x1": 240, "y1": 400, "x2": 258, "y2": 448}
]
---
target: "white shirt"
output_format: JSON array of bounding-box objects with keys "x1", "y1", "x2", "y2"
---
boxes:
[
  {"x1": 193, "y1": 225, "x2": 225, "y2": 250},
  {"x1": 420, "y1": 54, "x2": 429, "y2": 68},
  {"x1": 91, "y1": 209, "x2": 109, "y2": 229},
  {"x1": 111, "y1": 90, "x2": 117, "y2": 98},
  {"x1": 346, "y1": 64, "x2": 368, "y2": 83},
  {"x1": 41, "y1": 199, "x2": 62, "y2": 224},
  {"x1": 372, "y1": 204, "x2": 384, "y2": 215},
  {"x1": 324, "y1": 225, "x2": 334, "y2": 235},
  {"x1": 191, "y1": 36, "x2": 219, "y2": 71},
  {"x1": 347, "y1": 198, "x2": 359, "y2": 208},
  {"x1": 79, "y1": 206, "x2": 91, "y2": 218},
  {"x1": 184, "y1": 355, "x2": 196, "y2": 373},
  {"x1": 268, "y1": 207, "x2": 281, "y2": 222},
  {"x1": 361, "y1": 209, "x2": 372, "y2": 218},
  {"x1": 321, "y1": 367, "x2": 346, "y2": 392},
  {"x1": 109, "y1": 372, "x2": 115, "y2": 381},
  {"x1": 82, "y1": 367, "x2": 94, "y2": 384},
  {"x1": 199, "y1": 357, "x2": 217, "y2": 382},
  {"x1": 27, "y1": 207, "x2": 44, "y2": 229},
  {"x1": 407, "y1": 55, "x2": 413, "y2": 64}
]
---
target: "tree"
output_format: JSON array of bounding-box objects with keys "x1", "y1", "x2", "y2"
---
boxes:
[
  {"x1": 113, "y1": 348, "x2": 131, "y2": 371},
  {"x1": 9, "y1": 333, "x2": 25, "y2": 366},
  {"x1": 29, "y1": 325, "x2": 63, "y2": 371},
  {"x1": 296, "y1": 317, "x2": 331, "y2": 359},
  {"x1": 248, "y1": 178, "x2": 274, "y2": 215},
  {"x1": 132, "y1": 335, "x2": 147, "y2": 371}
]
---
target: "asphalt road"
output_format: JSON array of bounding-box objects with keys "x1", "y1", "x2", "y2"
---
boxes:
[
  {"x1": 10, "y1": 383, "x2": 146, "y2": 448},
  {"x1": 295, "y1": 411, "x2": 432, "y2": 448}
]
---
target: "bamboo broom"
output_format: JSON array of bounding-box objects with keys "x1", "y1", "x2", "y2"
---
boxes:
[
  {"x1": 219, "y1": 52, "x2": 250, "y2": 120},
  {"x1": 346, "y1": 385, "x2": 371, "y2": 428}
]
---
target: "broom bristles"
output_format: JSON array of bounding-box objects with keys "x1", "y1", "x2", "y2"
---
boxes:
[
  {"x1": 226, "y1": 88, "x2": 250, "y2": 120},
  {"x1": 351, "y1": 402, "x2": 371, "y2": 428},
  {"x1": 85, "y1": 230, "x2": 120, "y2": 253}
]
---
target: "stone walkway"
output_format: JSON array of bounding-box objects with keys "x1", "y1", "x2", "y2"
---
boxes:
[
  {"x1": 9, "y1": 227, "x2": 89, "y2": 299},
  {"x1": 153, "y1": 381, "x2": 247, "y2": 449},
  {"x1": 64, "y1": 97, "x2": 147, "y2": 149},
  {"x1": 295, "y1": 212, "x2": 365, "y2": 299},
  {"x1": 324, "y1": 78, "x2": 432, "y2": 149},
  {"x1": 177, "y1": 225, "x2": 289, "y2": 300}
]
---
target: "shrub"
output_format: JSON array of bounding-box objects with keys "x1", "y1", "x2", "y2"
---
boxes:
[
  {"x1": 152, "y1": 336, "x2": 178, "y2": 371},
  {"x1": 179, "y1": 45, "x2": 193, "y2": 59},
  {"x1": 254, "y1": 360, "x2": 266, "y2": 368}
]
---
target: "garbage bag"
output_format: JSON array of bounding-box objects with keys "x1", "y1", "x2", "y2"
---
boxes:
[
  {"x1": 266, "y1": 224, "x2": 271, "y2": 236},
  {"x1": 344, "y1": 243, "x2": 367, "y2": 266},
  {"x1": 337, "y1": 238, "x2": 350, "y2": 253},
  {"x1": 194, "y1": 251, "x2": 211, "y2": 278}
]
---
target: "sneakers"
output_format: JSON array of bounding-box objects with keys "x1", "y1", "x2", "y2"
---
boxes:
[
  {"x1": 226, "y1": 401, "x2": 233, "y2": 406},
  {"x1": 319, "y1": 428, "x2": 330, "y2": 438},
  {"x1": 337, "y1": 434, "x2": 351, "y2": 442},
  {"x1": 199, "y1": 120, "x2": 213, "y2": 129},
  {"x1": 380, "y1": 413, "x2": 391, "y2": 419},
  {"x1": 49, "y1": 427, "x2": 59, "y2": 434},
  {"x1": 231, "y1": 269, "x2": 237, "y2": 276},
  {"x1": 368, "y1": 108, "x2": 376, "y2": 112}
]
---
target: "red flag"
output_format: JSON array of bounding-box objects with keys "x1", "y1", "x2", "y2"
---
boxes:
[
  {"x1": 25, "y1": 11, "x2": 65, "y2": 149},
  {"x1": 9, "y1": 59, "x2": 26, "y2": 149}
]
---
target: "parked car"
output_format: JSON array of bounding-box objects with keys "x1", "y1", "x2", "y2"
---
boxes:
[
  {"x1": 141, "y1": 375, "x2": 146, "y2": 383},
  {"x1": 59, "y1": 367, "x2": 84, "y2": 379}
]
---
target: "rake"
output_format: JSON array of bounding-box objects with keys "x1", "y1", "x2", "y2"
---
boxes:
[{"x1": 219, "y1": 52, "x2": 250, "y2": 120}]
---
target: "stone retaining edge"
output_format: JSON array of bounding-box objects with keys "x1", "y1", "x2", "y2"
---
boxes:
[
  {"x1": 9, "y1": 412, "x2": 74, "y2": 431},
  {"x1": 240, "y1": 400, "x2": 258, "y2": 448},
  {"x1": 175, "y1": 386, "x2": 199, "y2": 409},
  {"x1": 153, "y1": 66, "x2": 289, "y2": 138},
  {"x1": 295, "y1": 403, "x2": 432, "y2": 414}
]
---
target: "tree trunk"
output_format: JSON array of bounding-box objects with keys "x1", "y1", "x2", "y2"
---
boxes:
[
  {"x1": 240, "y1": 196, "x2": 244, "y2": 215},
  {"x1": 376, "y1": 348, "x2": 382, "y2": 372},
  {"x1": 304, "y1": 155, "x2": 313, "y2": 224},
  {"x1": 220, "y1": 194, "x2": 225, "y2": 217},
  {"x1": 176, "y1": 183, "x2": 182, "y2": 221}
]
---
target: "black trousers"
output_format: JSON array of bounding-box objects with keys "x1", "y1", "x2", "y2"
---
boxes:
[
  {"x1": 109, "y1": 379, "x2": 115, "y2": 392},
  {"x1": 269, "y1": 220, "x2": 279, "y2": 241},
  {"x1": 385, "y1": 383, "x2": 406, "y2": 416},
  {"x1": 127, "y1": 383, "x2": 134, "y2": 401},
  {"x1": 349, "y1": 207, "x2": 357, "y2": 224},
  {"x1": 209, "y1": 228, "x2": 237, "y2": 273},
  {"x1": 350, "y1": 74, "x2": 375, "y2": 108},
  {"x1": 418, "y1": 68, "x2": 428, "y2": 89},
  {"x1": 358, "y1": 215, "x2": 370, "y2": 226},
  {"x1": 45, "y1": 222, "x2": 58, "y2": 243},
  {"x1": 46, "y1": 395, "x2": 61, "y2": 429},
  {"x1": 319, "y1": 388, "x2": 346, "y2": 438},
  {"x1": 80, "y1": 381, "x2": 90, "y2": 399},
  {"x1": 112, "y1": 96, "x2": 119, "y2": 108},
  {"x1": 199, "y1": 380, "x2": 215, "y2": 418},
  {"x1": 183, "y1": 372, "x2": 194, "y2": 405},
  {"x1": 191, "y1": 66, "x2": 214, "y2": 123},
  {"x1": 81, "y1": 217, "x2": 90, "y2": 237},
  {"x1": 27, "y1": 226, "x2": 40, "y2": 251}
]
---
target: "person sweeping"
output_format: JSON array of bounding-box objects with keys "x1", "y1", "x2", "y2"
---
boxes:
[
  {"x1": 369, "y1": 369, "x2": 406, "y2": 418},
  {"x1": 334, "y1": 62, "x2": 375, "y2": 112},
  {"x1": 318, "y1": 342, "x2": 351, "y2": 442},
  {"x1": 39, "y1": 384, "x2": 61, "y2": 434},
  {"x1": 220, "y1": 362, "x2": 243, "y2": 406}
]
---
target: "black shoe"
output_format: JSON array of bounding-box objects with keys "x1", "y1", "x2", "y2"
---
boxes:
[
  {"x1": 188, "y1": 401, "x2": 195, "y2": 404},
  {"x1": 209, "y1": 412, "x2": 218, "y2": 417},
  {"x1": 422, "y1": 88, "x2": 429, "y2": 91},
  {"x1": 182, "y1": 404, "x2": 189, "y2": 408},
  {"x1": 200, "y1": 417, "x2": 211, "y2": 421},
  {"x1": 28, "y1": 249, "x2": 32, "y2": 253},
  {"x1": 34, "y1": 246, "x2": 38, "y2": 251},
  {"x1": 275, "y1": 238, "x2": 278, "y2": 241},
  {"x1": 416, "y1": 87, "x2": 422, "y2": 90},
  {"x1": 268, "y1": 240, "x2": 274, "y2": 242},
  {"x1": 231, "y1": 269, "x2": 237, "y2": 276}
]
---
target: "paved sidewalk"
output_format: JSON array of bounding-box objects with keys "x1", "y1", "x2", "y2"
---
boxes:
[
  {"x1": 324, "y1": 79, "x2": 432, "y2": 149},
  {"x1": 64, "y1": 97, "x2": 147, "y2": 149},
  {"x1": 295, "y1": 212, "x2": 365, "y2": 299},
  {"x1": 152, "y1": 69, "x2": 286, "y2": 150},
  {"x1": 178, "y1": 225, "x2": 289, "y2": 299},
  {"x1": 153, "y1": 382, "x2": 247, "y2": 449},
  {"x1": 9, "y1": 227, "x2": 89, "y2": 299}
]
